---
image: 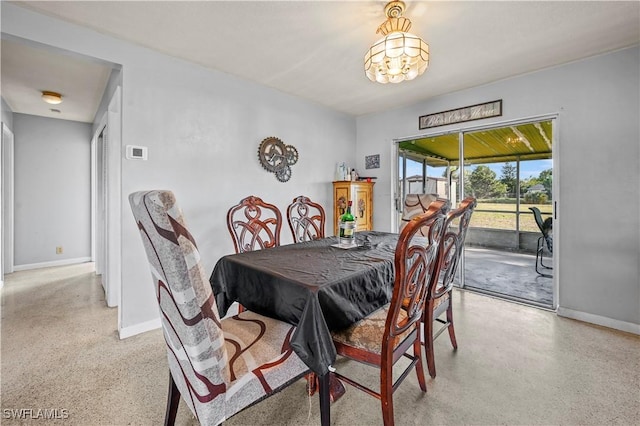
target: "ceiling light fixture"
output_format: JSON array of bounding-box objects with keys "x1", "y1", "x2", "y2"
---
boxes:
[
  {"x1": 506, "y1": 135, "x2": 521, "y2": 145},
  {"x1": 41, "y1": 91, "x2": 63, "y2": 105},
  {"x1": 364, "y1": 1, "x2": 429, "y2": 84}
]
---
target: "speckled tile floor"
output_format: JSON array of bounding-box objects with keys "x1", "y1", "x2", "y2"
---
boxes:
[{"x1": 1, "y1": 263, "x2": 638, "y2": 425}]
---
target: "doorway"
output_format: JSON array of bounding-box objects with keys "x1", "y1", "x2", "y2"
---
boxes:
[
  {"x1": 395, "y1": 117, "x2": 556, "y2": 309},
  {"x1": 91, "y1": 86, "x2": 122, "y2": 312},
  {"x1": 2, "y1": 123, "x2": 15, "y2": 285}
]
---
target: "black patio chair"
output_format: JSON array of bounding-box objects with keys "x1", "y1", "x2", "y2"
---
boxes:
[{"x1": 529, "y1": 207, "x2": 553, "y2": 278}]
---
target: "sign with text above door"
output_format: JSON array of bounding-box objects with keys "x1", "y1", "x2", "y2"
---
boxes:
[{"x1": 419, "y1": 99, "x2": 502, "y2": 129}]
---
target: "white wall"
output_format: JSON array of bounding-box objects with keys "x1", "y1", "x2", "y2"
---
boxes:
[
  {"x1": 1, "y1": 98, "x2": 13, "y2": 129},
  {"x1": 92, "y1": 67, "x2": 122, "y2": 134},
  {"x1": 12, "y1": 114, "x2": 92, "y2": 267},
  {"x1": 356, "y1": 46, "x2": 640, "y2": 333},
  {"x1": 1, "y1": 4, "x2": 357, "y2": 335}
]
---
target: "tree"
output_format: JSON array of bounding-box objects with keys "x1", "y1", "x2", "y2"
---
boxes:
[
  {"x1": 468, "y1": 165, "x2": 505, "y2": 199},
  {"x1": 539, "y1": 168, "x2": 552, "y2": 197},
  {"x1": 500, "y1": 162, "x2": 517, "y2": 197}
]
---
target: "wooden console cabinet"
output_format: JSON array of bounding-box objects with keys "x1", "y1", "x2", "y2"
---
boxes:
[{"x1": 332, "y1": 181, "x2": 375, "y2": 235}]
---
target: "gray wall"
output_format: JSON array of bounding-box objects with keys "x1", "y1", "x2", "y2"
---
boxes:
[
  {"x1": 12, "y1": 113, "x2": 92, "y2": 266},
  {"x1": 356, "y1": 46, "x2": 640, "y2": 332},
  {"x1": 2, "y1": 3, "x2": 357, "y2": 333}
]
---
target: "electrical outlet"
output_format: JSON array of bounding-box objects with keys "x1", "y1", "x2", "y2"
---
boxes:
[{"x1": 56, "y1": 246, "x2": 63, "y2": 254}]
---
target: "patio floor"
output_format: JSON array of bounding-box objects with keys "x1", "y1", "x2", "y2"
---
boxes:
[{"x1": 462, "y1": 247, "x2": 553, "y2": 308}]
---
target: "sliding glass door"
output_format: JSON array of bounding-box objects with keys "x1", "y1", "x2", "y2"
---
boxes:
[{"x1": 395, "y1": 117, "x2": 556, "y2": 308}]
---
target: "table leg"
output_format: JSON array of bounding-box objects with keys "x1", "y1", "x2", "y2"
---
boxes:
[{"x1": 319, "y1": 372, "x2": 330, "y2": 426}]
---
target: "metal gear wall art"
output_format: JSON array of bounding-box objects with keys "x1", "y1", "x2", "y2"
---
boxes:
[{"x1": 257, "y1": 137, "x2": 299, "y2": 182}]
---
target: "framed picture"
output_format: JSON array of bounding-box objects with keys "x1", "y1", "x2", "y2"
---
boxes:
[{"x1": 365, "y1": 154, "x2": 380, "y2": 169}]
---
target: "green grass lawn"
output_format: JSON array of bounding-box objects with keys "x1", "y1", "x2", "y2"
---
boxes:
[{"x1": 471, "y1": 202, "x2": 552, "y2": 232}]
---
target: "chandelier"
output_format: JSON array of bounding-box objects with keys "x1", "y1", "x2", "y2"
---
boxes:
[
  {"x1": 364, "y1": 1, "x2": 429, "y2": 84},
  {"x1": 506, "y1": 135, "x2": 522, "y2": 145}
]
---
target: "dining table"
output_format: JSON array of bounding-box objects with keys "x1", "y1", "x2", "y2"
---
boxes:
[{"x1": 209, "y1": 230, "x2": 400, "y2": 425}]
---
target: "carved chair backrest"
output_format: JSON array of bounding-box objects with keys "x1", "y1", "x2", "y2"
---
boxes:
[
  {"x1": 386, "y1": 199, "x2": 450, "y2": 344},
  {"x1": 287, "y1": 195, "x2": 326, "y2": 242},
  {"x1": 227, "y1": 195, "x2": 282, "y2": 253},
  {"x1": 431, "y1": 197, "x2": 477, "y2": 299}
]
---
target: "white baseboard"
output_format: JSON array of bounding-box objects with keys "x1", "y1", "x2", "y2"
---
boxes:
[
  {"x1": 118, "y1": 303, "x2": 240, "y2": 339},
  {"x1": 119, "y1": 316, "x2": 161, "y2": 339},
  {"x1": 13, "y1": 257, "x2": 92, "y2": 271},
  {"x1": 557, "y1": 306, "x2": 640, "y2": 335}
]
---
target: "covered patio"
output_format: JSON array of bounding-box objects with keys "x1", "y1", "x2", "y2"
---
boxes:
[
  {"x1": 465, "y1": 247, "x2": 553, "y2": 309},
  {"x1": 398, "y1": 119, "x2": 554, "y2": 308}
]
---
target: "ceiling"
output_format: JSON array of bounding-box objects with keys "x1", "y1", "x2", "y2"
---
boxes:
[
  {"x1": 1, "y1": 38, "x2": 113, "y2": 123},
  {"x1": 399, "y1": 120, "x2": 553, "y2": 166},
  {"x1": 2, "y1": 1, "x2": 639, "y2": 123}
]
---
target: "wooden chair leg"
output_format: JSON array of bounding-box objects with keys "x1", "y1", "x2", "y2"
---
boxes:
[
  {"x1": 413, "y1": 338, "x2": 427, "y2": 392},
  {"x1": 446, "y1": 299, "x2": 458, "y2": 350},
  {"x1": 164, "y1": 374, "x2": 180, "y2": 426},
  {"x1": 424, "y1": 312, "x2": 437, "y2": 378},
  {"x1": 380, "y1": 357, "x2": 395, "y2": 426},
  {"x1": 305, "y1": 372, "x2": 318, "y2": 396}
]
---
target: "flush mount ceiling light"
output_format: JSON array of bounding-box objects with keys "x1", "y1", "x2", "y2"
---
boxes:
[
  {"x1": 41, "y1": 91, "x2": 63, "y2": 104},
  {"x1": 364, "y1": 1, "x2": 429, "y2": 84}
]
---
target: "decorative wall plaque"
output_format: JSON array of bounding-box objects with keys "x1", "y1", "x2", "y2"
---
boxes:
[{"x1": 419, "y1": 100, "x2": 502, "y2": 129}]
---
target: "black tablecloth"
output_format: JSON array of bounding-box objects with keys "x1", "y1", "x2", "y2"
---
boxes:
[{"x1": 209, "y1": 231, "x2": 398, "y2": 375}]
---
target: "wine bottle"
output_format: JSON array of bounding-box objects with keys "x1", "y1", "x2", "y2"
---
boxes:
[{"x1": 339, "y1": 201, "x2": 355, "y2": 243}]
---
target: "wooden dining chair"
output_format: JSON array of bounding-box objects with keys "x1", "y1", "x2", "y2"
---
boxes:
[
  {"x1": 227, "y1": 195, "x2": 282, "y2": 253},
  {"x1": 129, "y1": 190, "x2": 311, "y2": 426},
  {"x1": 286, "y1": 195, "x2": 326, "y2": 242},
  {"x1": 422, "y1": 196, "x2": 477, "y2": 378},
  {"x1": 330, "y1": 199, "x2": 450, "y2": 426}
]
